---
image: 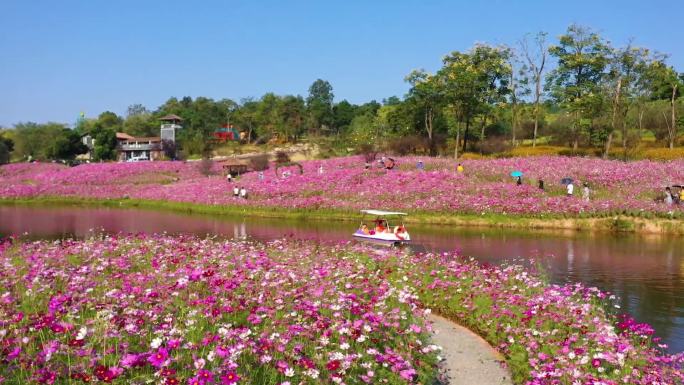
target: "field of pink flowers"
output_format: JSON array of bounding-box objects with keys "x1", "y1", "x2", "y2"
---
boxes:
[
  {"x1": 1, "y1": 156, "x2": 683, "y2": 218},
  {"x1": 1, "y1": 236, "x2": 682, "y2": 384},
  {"x1": 0, "y1": 236, "x2": 440, "y2": 385}
]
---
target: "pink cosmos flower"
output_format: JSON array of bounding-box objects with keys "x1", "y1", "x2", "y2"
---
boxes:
[
  {"x1": 148, "y1": 348, "x2": 169, "y2": 368},
  {"x1": 220, "y1": 372, "x2": 240, "y2": 384}
]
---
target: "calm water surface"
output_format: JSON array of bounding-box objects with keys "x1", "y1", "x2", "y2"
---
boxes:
[{"x1": 1, "y1": 205, "x2": 683, "y2": 353}]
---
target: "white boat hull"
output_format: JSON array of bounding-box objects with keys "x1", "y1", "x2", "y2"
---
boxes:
[{"x1": 352, "y1": 231, "x2": 411, "y2": 243}]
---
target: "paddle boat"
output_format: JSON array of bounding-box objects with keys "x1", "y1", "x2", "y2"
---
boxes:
[{"x1": 352, "y1": 210, "x2": 410, "y2": 246}]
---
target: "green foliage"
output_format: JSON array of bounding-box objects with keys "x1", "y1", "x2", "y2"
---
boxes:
[
  {"x1": 11, "y1": 122, "x2": 86, "y2": 161},
  {"x1": 0, "y1": 141, "x2": 9, "y2": 164},
  {"x1": 547, "y1": 24, "x2": 611, "y2": 146},
  {"x1": 306, "y1": 79, "x2": 334, "y2": 133},
  {"x1": 45, "y1": 128, "x2": 88, "y2": 160},
  {"x1": 348, "y1": 112, "x2": 381, "y2": 146},
  {"x1": 123, "y1": 104, "x2": 157, "y2": 137},
  {"x1": 436, "y1": 43, "x2": 512, "y2": 153},
  {"x1": 332, "y1": 99, "x2": 355, "y2": 132},
  {"x1": 0, "y1": 131, "x2": 13, "y2": 164},
  {"x1": 93, "y1": 128, "x2": 118, "y2": 161},
  {"x1": 156, "y1": 96, "x2": 237, "y2": 155}
]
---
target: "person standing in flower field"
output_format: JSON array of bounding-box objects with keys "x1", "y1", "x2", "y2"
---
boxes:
[
  {"x1": 664, "y1": 187, "x2": 673, "y2": 205},
  {"x1": 240, "y1": 186, "x2": 248, "y2": 199},
  {"x1": 457, "y1": 163, "x2": 464, "y2": 173},
  {"x1": 582, "y1": 183, "x2": 590, "y2": 202},
  {"x1": 516, "y1": 176, "x2": 522, "y2": 186},
  {"x1": 538, "y1": 179, "x2": 545, "y2": 190},
  {"x1": 318, "y1": 165, "x2": 324, "y2": 175},
  {"x1": 417, "y1": 160, "x2": 424, "y2": 170},
  {"x1": 233, "y1": 185, "x2": 239, "y2": 198},
  {"x1": 566, "y1": 182, "x2": 574, "y2": 197}
]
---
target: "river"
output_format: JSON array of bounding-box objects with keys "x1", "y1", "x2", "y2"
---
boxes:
[{"x1": 1, "y1": 204, "x2": 682, "y2": 353}]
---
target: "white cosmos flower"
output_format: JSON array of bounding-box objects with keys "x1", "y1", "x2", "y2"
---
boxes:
[
  {"x1": 305, "y1": 369, "x2": 319, "y2": 379},
  {"x1": 150, "y1": 337, "x2": 163, "y2": 349}
]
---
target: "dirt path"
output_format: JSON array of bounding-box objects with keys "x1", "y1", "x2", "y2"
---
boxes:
[{"x1": 429, "y1": 314, "x2": 513, "y2": 385}]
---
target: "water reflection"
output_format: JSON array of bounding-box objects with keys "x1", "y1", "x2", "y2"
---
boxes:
[{"x1": 1, "y1": 205, "x2": 682, "y2": 353}]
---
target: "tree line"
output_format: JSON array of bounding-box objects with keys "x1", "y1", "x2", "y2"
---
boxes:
[{"x1": 1, "y1": 24, "x2": 682, "y2": 163}]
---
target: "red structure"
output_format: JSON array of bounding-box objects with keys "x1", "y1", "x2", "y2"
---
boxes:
[{"x1": 214, "y1": 124, "x2": 241, "y2": 143}]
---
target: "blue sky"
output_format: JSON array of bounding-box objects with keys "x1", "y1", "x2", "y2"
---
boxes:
[{"x1": 1, "y1": 0, "x2": 682, "y2": 126}]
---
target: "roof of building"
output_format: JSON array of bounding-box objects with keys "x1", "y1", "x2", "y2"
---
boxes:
[
  {"x1": 159, "y1": 114, "x2": 184, "y2": 121},
  {"x1": 217, "y1": 158, "x2": 248, "y2": 166},
  {"x1": 123, "y1": 136, "x2": 161, "y2": 142},
  {"x1": 116, "y1": 132, "x2": 135, "y2": 140}
]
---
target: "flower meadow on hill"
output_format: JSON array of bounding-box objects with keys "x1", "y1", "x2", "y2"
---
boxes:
[
  {"x1": 0, "y1": 235, "x2": 682, "y2": 384},
  {"x1": 1, "y1": 156, "x2": 683, "y2": 218}
]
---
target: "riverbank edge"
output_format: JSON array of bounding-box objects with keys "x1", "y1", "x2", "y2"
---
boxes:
[{"x1": 2, "y1": 196, "x2": 684, "y2": 235}]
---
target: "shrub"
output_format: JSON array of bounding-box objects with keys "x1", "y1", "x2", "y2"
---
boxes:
[
  {"x1": 639, "y1": 147, "x2": 684, "y2": 161},
  {"x1": 274, "y1": 151, "x2": 291, "y2": 164},
  {"x1": 355, "y1": 143, "x2": 378, "y2": 163},
  {"x1": 474, "y1": 136, "x2": 512, "y2": 155},
  {"x1": 385, "y1": 135, "x2": 427, "y2": 156},
  {"x1": 197, "y1": 157, "x2": 215, "y2": 176},
  {"x1": 501, "y1": 145, "x2": 564, "y2": 157},
  {"x1": 248, "y1": 153, "x2": 270, "y2": 171}
]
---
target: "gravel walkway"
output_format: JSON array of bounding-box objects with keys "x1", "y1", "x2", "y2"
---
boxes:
[{"x1": 429, "y1": 314, "x2": 513, "y2": 385}]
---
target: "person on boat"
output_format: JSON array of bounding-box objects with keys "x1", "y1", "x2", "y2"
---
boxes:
[
  {"x1": 233, "y1": 186, "x2": 239, "y2": 198},
  {"x1": 375, "y1": 219, "x2": 385, "y2": 233},
  {"x1": 457, "y1": 163, "x2": 464, "y2": 173},
  {"x1": 360, "y1": 224, "x2": 369, "y2": 234}
]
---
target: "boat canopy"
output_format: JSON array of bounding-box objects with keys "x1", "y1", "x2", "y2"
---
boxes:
[{"x1": 360, "y1": 209, "x2": 408, "y2": 216}]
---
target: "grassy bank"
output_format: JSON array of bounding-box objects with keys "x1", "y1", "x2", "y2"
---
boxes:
[{"x1": 3, "y1": 196, "x2": 684, "y2": 235}]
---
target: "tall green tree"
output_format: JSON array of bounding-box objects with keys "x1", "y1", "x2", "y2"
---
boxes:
[
  {"x1": 232, "y1": 98, "x2": 259, "y2": 144},
  {"x1": 647, "y1": 61, "x2": 683, "y2": 148},
  {"x1": 306, "y1": 79, "x2": 334, "y2": 134},
  {"x1": 124, "y1": 104, "x2": 157, "y2": 137},
  {"x1": 547, "y1": 24, "x2": 611, "y2": 150},
  {"x1": 0, "y1": 132, "x2": 12, "y2": 164},
  {"x1": 278, "y1": 95, "x2": 307, "y2": 141},
  {"x1": 437, "y1": 44, "x2": 511, "y2": 157},
  {"x1": 506, "y1": 49, "x2": 530, "y2": 145},
  {"x1": 603, "y1": 44, "x2": 652, "y2": 157},
  {"x1": 97, "y1": 111, "x2": 123, "y2": 130},
  {"x1": 332, "y1": 100, "x2": 356, "y2": 133},
  {"x1": 92, "y1": 126, "x2": 118, "y2": 161},
  {"x1": 520, "y1": 32, "x2": 548, "y2": 147},
  {"x1": 406, "y1": 70, "x2": 441, "y2": 152}
]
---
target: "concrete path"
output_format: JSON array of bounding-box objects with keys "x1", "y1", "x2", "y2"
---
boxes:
[{"x1": 428, "y1": 314, "x2": 513, "y2": 385}]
